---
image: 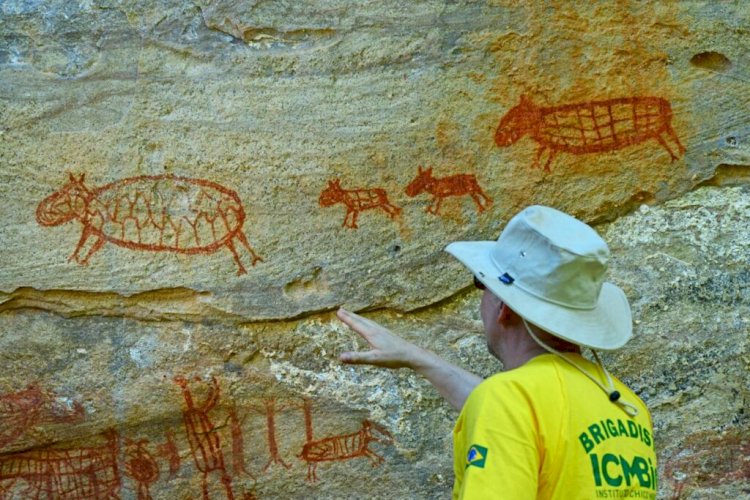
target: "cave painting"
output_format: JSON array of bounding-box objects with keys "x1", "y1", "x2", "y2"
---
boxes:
[
  {"x1": 228, "y1": 405, "x2": 254, "y2": 480},
  {"x1": 0, "y1": 384, "x2": 84, "y2": 450},
  {"x1": 405, "y1": 166, "x2": 492, "y2": 215},
  {"x1": 259, "y1": 399, "x2": 292, "y2": 472},
  {"x1": 494, "y1": 95, "x2": 686, "y2": 171},
  {"x1": 123, "y1": 438, "x2": 160, "y2": 500},
  {"x1": 0, "y1": 429, "x2": 120, "y2": 499},
  {"x1": 36, "y1": 174, "x2": 263, "y2": 275},
  {"x1": 174, "y1": 376, "x2": 235, "y2": 500},
  {"x1": 298, "y1": 399, "x2": 394, "y2": 483},
  {"x1": 155, "y1": 430, "x2": 181, "y2": 480},
  {"x1": 319, "y1": 178, "x2": 401, "y2": 229},
  {"x1": 0, "y1": 379, "x2": 398, "y2": 496}
]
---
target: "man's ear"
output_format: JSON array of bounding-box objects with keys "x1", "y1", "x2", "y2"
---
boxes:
[{"x1": 497, "y1": 302, "x2": 515, "y2": 324}]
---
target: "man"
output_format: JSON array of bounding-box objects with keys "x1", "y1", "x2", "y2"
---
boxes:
[{"x1": 337, "y1": 205, "x2": 657, "y2": 499}]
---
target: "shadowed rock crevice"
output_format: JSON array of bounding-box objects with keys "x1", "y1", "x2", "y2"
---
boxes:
[
  {"x1": 0, "y1": 287, "x2": 218, "y2": 323},
  {"x1": 698, "y1": 164, "x2": 750, "y2": 187},
  {"x1": 689, "y1": 51, "x2": 732, "y2": 73}
]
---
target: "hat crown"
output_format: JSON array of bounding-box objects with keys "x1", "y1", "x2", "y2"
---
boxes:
[{"x1": 490, "y1": 206, "x2": 609, "y2": 309}]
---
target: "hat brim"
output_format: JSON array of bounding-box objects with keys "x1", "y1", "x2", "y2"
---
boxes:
[{"x1": 445, "y1": 241, "x2": 632, "y2": 350}]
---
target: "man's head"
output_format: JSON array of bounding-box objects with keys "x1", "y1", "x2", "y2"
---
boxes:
[{"x1": 445, "y1": 205, "x2": 632, "y2": 351}]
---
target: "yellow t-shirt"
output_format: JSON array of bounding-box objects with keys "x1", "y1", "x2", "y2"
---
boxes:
[{"x1": 453, "y1": 353, "x2": 657, "y2": 499}]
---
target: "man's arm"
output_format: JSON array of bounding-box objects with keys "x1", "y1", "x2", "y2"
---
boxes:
[{"x1": 337, "y1": 308, "x2": 482, "y2": 410}]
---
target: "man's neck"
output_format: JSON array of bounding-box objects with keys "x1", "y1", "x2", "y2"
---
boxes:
[{"x1": 496, "y1": 325, "x2": 581, "y2": 371}]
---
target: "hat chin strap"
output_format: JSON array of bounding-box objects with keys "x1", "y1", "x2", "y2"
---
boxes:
[{"x1": 522, "y1": 319, "x2": 639, "y2": 418}]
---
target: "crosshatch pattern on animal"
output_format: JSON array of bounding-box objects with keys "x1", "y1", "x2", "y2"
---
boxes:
[
  {"x1": 494, "y1": 95, "x2": 686, "y2": 171},
  {"x1": 35, "y1": 174, "x2": 263, "y2": 275},
  {"x1": 318, "y1": 178, "x2": 401, "y2": 229},
  {"x1": 0, "y1": 429, "x2": 121, "y2": 499}
]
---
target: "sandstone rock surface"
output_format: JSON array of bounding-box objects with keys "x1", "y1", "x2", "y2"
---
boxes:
[{"x1": 0, "y1": 1, "x2": 748, "y2": 498}]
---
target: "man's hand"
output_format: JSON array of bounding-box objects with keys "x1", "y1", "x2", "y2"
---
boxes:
[
  {"x1": 336, "y1": 307, "x2": 483, "y2": 410},
  {"x1": 337, "y1": 308, "x2": 421, "y2": 369}
]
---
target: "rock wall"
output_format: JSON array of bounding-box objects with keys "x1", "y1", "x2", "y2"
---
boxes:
[{"x1": 0, "y1": 1, "x2": 748, "y2": 498}]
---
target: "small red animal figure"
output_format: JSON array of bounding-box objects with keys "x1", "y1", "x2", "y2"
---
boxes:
[
  {"x1": 0, "y1": 384, "x2": 84, "y2": 451},
  {"x1": 494, "y1": 95, "x2": 686, "y2": 171},
  {"x1": 319, "y1": 179, "x2": 401, "y2": 229},
  {"x1": 405, "y1": 166, "x2": 492, "y2": 215},
  {"x1": 36, "y1": 174, "x2": 263, "y2": 275},
  {"x1": 298, "y1": 419, "x2": 393, "y2": 483}
]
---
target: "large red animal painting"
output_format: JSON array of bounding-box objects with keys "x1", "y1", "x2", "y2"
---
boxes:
[
  {"x1": 494, "y1": 95, "x2": 686, "y2": 171},
  {"x1": 36, "y1": 174, "x2": 263, "y2": 275},
  {"x1": 0, "y1": 429, "x2": 120, "y2": 499}
]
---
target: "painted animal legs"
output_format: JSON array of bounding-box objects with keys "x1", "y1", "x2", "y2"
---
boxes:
[
  {"x1": 542, "y1": 150, "x2": 558, "y2": 172},
  {"x1": 307, "y1": 463, "x2": 318, "y2": 483},
  {"x1": 469, "y1": 192, "x2": 491, "y2": 212},
  {"x1": 428, "y1": 197, "x2": 444, "y2": 215},
  {"x1": 364, "y1": 448, "x2": 385, "y2": 466},
  {"x1": 344, "y1": 209, "x2": 360, "y2": 229},
  {"x1": 531, "y1": 146, "x2": 557, "y2": 172},
  {"x1": 666, "y1": 125, "x2": 686, "y2": 156},
  {"x1": 225, "y1": 239, "x2": 248, "y2": 276},
  {"x1": 531, "y1": 146, "x2": 547, "y2": 170},
  {"x1": 70, "y1": 227, "x2": 105, "y2": 265},
  {"x1": 654, "y1": 134, "x2": 680, "y2": 162},
  {"x1": 235, "y1": 232, "x2": 263, "y2": 265}
]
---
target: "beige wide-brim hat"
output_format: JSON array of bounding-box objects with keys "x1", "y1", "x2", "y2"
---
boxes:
[{"x1": 445, "y1": 205, "x2": 632, "y2": 350}]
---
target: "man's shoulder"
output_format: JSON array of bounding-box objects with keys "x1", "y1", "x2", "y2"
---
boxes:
[{"x1": 473, "y1": 354, "x2": 563, "y2": 396}]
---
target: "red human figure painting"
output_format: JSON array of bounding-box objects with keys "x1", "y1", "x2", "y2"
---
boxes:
[
  {"x1": 319, "y1": 178, "x2": 401, "y2": 229},
  {"x1": 297, "y1": 400, "x2": 393, "y2": 483},
  {"x1": 174, "y1": 376, "x2": 235, "y2": 500},
  {"x1": 494, "y1": 95, "x2": 686, "y2": 171},
  {"x1": 0, "y1": 429, "x2": 120, "y2": 499},
  {"x1": 0, "y1": 384, "x2": 84, "y2": 450},
  {"x1": 405, "y1": 166, "x2": 492, "y2": 215},
  {"x1": 123, "y1": 438, "x2": 159, "y2": 500},
  {"x1": 248, "y1": 399, "x2": 291, "y2": 472},
  {"x1": 36, "y1": 174, "x2": 263, "y2": 275}
]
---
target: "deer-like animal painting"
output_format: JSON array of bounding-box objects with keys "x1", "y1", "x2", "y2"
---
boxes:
[{"x1": 405, "y1": 166, "x2": 492, "y2": 215}]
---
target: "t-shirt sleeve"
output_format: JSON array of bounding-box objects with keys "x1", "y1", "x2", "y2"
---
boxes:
[{"x1": 454, "y1": 381, "x2": 541, "y2": 499}]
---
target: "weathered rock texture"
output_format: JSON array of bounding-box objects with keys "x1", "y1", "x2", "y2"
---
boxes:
[{"x1": 0, "y1": 1, "x2": 748, "y2": 498}]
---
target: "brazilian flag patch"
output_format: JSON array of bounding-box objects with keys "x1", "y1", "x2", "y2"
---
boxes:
[{"x1": 465, "y1": 444, "x2": 488, "y2": 469}]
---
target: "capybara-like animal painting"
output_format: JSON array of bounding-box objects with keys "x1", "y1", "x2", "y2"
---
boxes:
[
  {"x1": 494, "y1": 95, "x2": 686, "y2": 171},
  {"x1": 36, "y1": 174, "x2": 263, "y2": 275}
]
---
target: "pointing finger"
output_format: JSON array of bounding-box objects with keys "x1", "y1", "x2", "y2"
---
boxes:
[
  {"x1": 339, "y1": 350, "x2": 376, "y2": 364},
  {"x1": 337, "y1": 308, "x2": 377, "y2": 338}
]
